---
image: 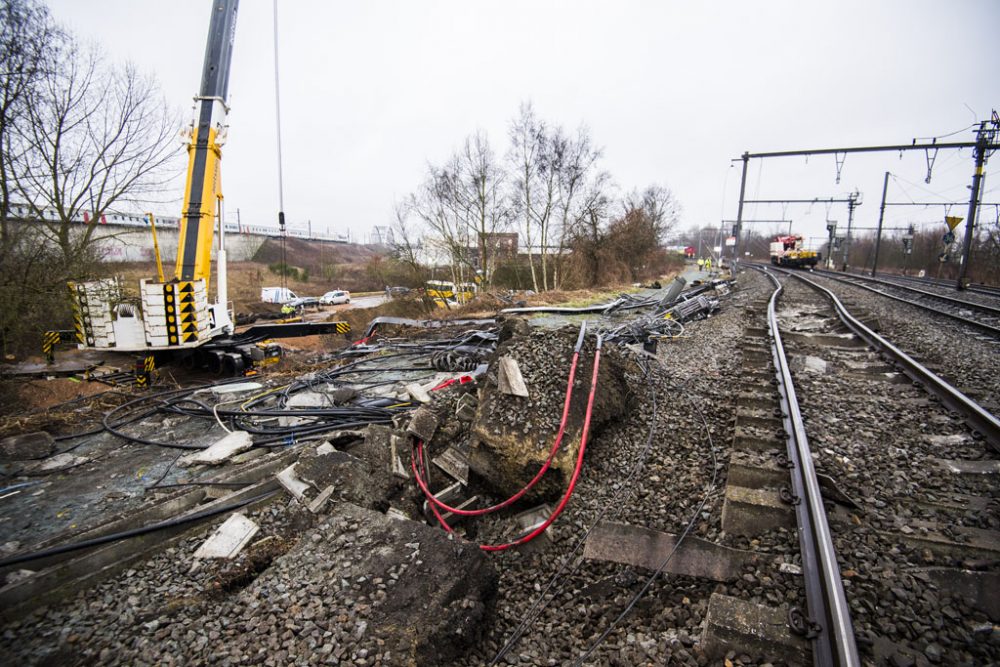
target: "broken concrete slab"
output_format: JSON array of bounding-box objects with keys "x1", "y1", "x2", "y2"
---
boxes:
[
  {"x1": 433, "y1": 447, "x2": 469, "y2": 485},
  {"x1": 315, "y1": 442, "x2": 337, "y2": 455},
  {"x1": 455, "y1": 393, "x2": 477, "y2": 422},
  {"x1": 700, "y1": 593, "x2": 809, "y2": 664},
  {"x1": 193, "y1": 513, "x2": 259, "y2": 559},
  {"x1": 315, "y1": 385, "x2": 358, "y2": 404},
  {"x1": 799, "y1": 355, "x2": 828, "y2": 374},
  {"x1": 925, "y1": 434, "x2": 973, "y2": 447},
  {"x1": 230, "y1": 448, "x2": 268, "y2": 464},
  {"x1": 307, "y1": 485, "x2": 336, "y2": 514},
  {"x1": 497, "y1": 355, "x2": 529, "y2": 397},
  {"x1": 386, "y1": 506, "x2": 410, "y2": 521},
  {"x1": 501, "y1": 504, "x2": 551, "y2": 554},
  {"x1": 0, "y1": 431, "x2": 55, "y2": 460},
  {"x1": 405, "y1": 382, "x2": 431, "y2": 404},
  {"x1": 275, "y1": 463, "x2": 311, "y2": 500},
  {"x1": 583, "y1": 521, "x2": 758, "y2": 581},
  {"x1": 268, "y1": 502, "x2": 497, "y2": 664},
  {"x1": 180, "y1": 430, "x2": 253, "y2": 466},
  {"x1": 292, "y1": 430, "x2": 411, "y2": 512},
  {"x1": 277, "y1": 391, "x2": 330, "y2": 427},
  {"x1": 422, "y1": 482, "x2": 479, "y2": 525},
  {"x1": 406, "y1": 406, "x2": 439, "y2": 443},
  {"x1": 389, "y1": 434, "x2": 409, "y2": 479}
]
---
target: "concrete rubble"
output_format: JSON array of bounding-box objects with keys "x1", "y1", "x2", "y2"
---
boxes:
[
  {"x1": 180, "y1": 430, "x2": 254, "y2": 466},
  {"x1": 467, "y1": 324, "x2": 632, "y2": 499},
  {"x1": 193, "y1": 513, "x2": 259, "y2": 560}
]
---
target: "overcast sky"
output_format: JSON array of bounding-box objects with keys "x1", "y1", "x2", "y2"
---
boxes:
[{"x1": 48, "y1": 0, "x2": 1000, "y2": 247}]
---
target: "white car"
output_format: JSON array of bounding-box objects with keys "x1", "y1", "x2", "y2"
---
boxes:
[{"x1": 319, "y1": 290, "x2": 351, "y2": 305}]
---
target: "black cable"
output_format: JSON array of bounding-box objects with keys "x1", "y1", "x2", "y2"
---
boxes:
[
  {"x1": 144, "y1": 452, "x2": 184, "y2": 490},
  {"x1": 149, "y1": 481, "x2": 250, "y2": 490},
  {"x1": 571, "y1": 372, "x2": 720, "y2": 666},
  {"x1": 0, "y1": 489, "x2": 278, "y2": 568},
  {"x1": 490, "y1": 357, "x2": 662, "y2": 664}
]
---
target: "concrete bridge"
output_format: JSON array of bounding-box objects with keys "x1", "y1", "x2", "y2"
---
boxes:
[{"x1": 4, "y1": 204, "x2": 353, "y2": 263}]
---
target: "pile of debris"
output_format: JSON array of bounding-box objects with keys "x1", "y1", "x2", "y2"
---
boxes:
[{"x1": 0, "y1": 276, "x2": 739, "y2": 665}]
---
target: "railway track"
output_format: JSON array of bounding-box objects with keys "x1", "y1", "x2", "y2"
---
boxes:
[
  {"x1": 869, "y1": 271, "x2": 1000, "y2": 301},
  {"x1": 735, "y1": 265, "x2": 999, "y2": 665},
  {"x1": 807, "y1": 268, "x2": 1000, "y2": 338}
]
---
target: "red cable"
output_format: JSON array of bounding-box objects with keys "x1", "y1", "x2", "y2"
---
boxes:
[
  {"x1": 411, "y1": 350, "x2": 581, "y2": 517},
  {"x1": 413, "y1": 337, "x2": 604, "y2": 552}
]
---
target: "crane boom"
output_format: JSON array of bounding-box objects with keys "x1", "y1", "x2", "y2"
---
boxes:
[
  {"x1": 175, "y1": 0, "x2": 239, "y2": 285},
  {"x1": 55, "y1": 0, "x2": 351, "y2": 375}
]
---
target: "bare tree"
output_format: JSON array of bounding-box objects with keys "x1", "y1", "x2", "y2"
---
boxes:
[
  {"x1": 623, "y1": 184, "x2": 682, "y2": 242},
  {"x1": 409, "y1": 161, "x2": 471, "y2": 287},
  {"x1": 0, "y1": 0, "x2": 56, "y2": 253},
  {"x1": 508, "y1": 105, "x2": 604, "y2": 291},
  {"x1": 389, "y1": 198, "x2": 424, "y2": 282},
  {"x1": 0, "y1": 0, "x2": 61, "y2": 355},
  {"x1": 508, "y1": 102, "x2": 545, "y2": 291},
  {"x1": 407, "y1": 130, "x2": 511, "y2": 289},
  {"x1": 452, "y1": 130, "x2": 509, "y2": 285},
  {"x1": 0, "y1": 0, "x2": 180, "y2": 355},
  {"x1": 552, "y1": 125, "x2": 601, "y2": 289},
  {"x1": 13, "y1": 38, "x2": 180, "y2": 269},
  {"x1": 565, "y1": 170, "x2": 614, "y2": 286}
]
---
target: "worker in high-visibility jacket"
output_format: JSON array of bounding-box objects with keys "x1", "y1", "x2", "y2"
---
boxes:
[
  {"x1": 697, "y1": 258, "x2": 705, "y2": 272},
  {"x1": 705, "y1": 257, "x2": 713, "y2": 273}
]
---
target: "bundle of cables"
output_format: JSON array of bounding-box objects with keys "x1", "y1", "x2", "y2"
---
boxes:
[{"x1": 411, "y1": 321, "x2": 604, "y2": 552}]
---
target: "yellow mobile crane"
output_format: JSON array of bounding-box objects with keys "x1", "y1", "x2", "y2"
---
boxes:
[{"x1": 58, "y1": 0, "x2": 347, "y2": 376}]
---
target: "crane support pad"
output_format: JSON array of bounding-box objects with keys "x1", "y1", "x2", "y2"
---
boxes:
[{"x1": 214, "y1": 321, "x2": 350, "y2": 346}]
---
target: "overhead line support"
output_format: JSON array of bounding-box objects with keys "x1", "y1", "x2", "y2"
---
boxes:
[
  {"x1": 733, "y1": 152, "x2": 749, "y2": 270},
  {"x1": 738, "y1": 141, "x2": 998, "y2": 160},
  {"x1": 957, "y1": 119, "x2": 997, "y2": 290},
  {"x1": 871, "y1": 171, "x2": 891, "y2": 277}
]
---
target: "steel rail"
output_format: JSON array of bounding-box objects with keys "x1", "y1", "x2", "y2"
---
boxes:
[
  {"x1": 757, "y1": 267, "x2": 860, "y2": 667},
  {"x1": 813, "y1": 268, "x2": 1000, "y2": 319},
  {"x1": 773, "y1": 268, "x2": 1000, "y2": 451},
  {"x1": 868, "y1": 272, "x2": 1000, "y2": 300},
  {"x1": 807, "y1": 269, "x2": 1000, "y2": 338}
]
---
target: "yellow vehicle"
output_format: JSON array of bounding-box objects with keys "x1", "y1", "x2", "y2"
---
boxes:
[
  {"x1": 425, "y1": 280, "x2": 477, "y2": 308},
  {"x1": 769, "y1": 235, "x2": 820, "y2": 269},
  {"x1": 55, "y1": 0, "x2": 348, "y2": 375}
]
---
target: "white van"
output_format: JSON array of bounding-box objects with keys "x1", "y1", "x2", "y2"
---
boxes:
[{"x1": 260, "y1": 286, "x2": 298, "y2": 303}]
